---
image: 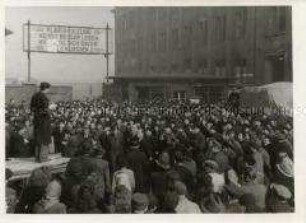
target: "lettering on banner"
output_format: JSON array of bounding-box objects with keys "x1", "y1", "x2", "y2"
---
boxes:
[{"x1": 24, "y1": 24, "x2": 109, "y2": 54}]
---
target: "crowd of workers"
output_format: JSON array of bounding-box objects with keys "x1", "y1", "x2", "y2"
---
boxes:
[{"x1": 5, "y1": 98, "x2": 294, "y2": 213}]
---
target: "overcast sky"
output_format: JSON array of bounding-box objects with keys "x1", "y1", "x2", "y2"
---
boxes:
[{"x1": 5, "y1": 6, "x2": 114, "y2": 83}]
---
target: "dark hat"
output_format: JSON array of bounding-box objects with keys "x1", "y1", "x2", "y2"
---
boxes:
[
  {"x1": 93, "y1": 144, "x2": 105, "y2": 156},
  {"x1": 167, "y1": 169, "x2": 181, "y2": 181},
  {"x1": 79, "y1": 141, "x2": 92, "y2": 155},
  {"x1": 129, "y1": 137, "x2": 140, "y2": 149},
  {"x1": 163, "y1": 191, "x2": 179, "y2": 211},
  {"x1": 273, "y1": 133, "x2": 286, "y2": 142},
  {"x1": 204, "y1": 159, "x2": 220, "y2": 173},
  {"x1": 132, "y1": 193, "x2": 149, "y2": 211},
  {"x1": 28, "y1": 166, "x2": 52, "y2": 187},
  {"x1": 40, "y1": 82, "x2": 51, "y2": 91},
  {"x1": 239, "y1": 193, "x2": 261, "y2": 213}
]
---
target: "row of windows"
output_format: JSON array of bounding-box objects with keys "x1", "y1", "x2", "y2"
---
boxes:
[
  {"x1": 117, "y1": 58, "x2": 248, "y2": 76},
  {"x1": 117, "y1": 13, "x2": 247, "y2": 54},
  {"x1": 265, "y1": 7, "x2": 288, "y2": 35},
  {"x1": 117, "y1": 9, "x2": 248, "y2": 45},
  {"x1": 117, "y1": 7, "x2": 289, "y2": 54}
]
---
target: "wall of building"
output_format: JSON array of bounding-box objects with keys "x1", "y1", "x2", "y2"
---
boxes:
[
  {"x1": 72, "y1": 83, "x2": 102, "y2": 100},
  {"x1": 5, "y1": 82, "x2": 103, "y2": 105},
  {"x1": 5, "y1": 84, "x2": 73, "y2": 105},
  {"x1": 48, "y1": 85, "x2": 73, "y2": 102},
  {"x1": 114, "y1": 7, "x2": 292, "y2": 85},
  {"x1": 5, "y1": 83, "x2": 37, "y2": 105}
]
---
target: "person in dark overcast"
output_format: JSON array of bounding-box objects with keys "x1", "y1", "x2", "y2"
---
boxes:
[{"x1": 30, "y1": 82, "x2": 52, "y2": 162}]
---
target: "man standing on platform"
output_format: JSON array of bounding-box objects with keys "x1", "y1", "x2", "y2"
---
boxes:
[{"x1": 30, "y1": 82, "x2": 54, "y2": 162}]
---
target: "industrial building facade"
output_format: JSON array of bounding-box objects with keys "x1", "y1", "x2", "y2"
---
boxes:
[{"x1": 111, "y1": 7, "x2": 292, "y2": 102}]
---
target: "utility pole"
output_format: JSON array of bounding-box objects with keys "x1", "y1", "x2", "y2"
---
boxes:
[
  {"x1": 27, "y1": 20, "x2": 31, "y2": 82},
  {"x1": 106, "y1": 23, "x2": 110, "y2": 84},
  {"x1": 253, "y1": 7, "x2": 257, "y2": 85},
  {"x1": 104, "y1": 23, "x2": 110, "y2": 100}
]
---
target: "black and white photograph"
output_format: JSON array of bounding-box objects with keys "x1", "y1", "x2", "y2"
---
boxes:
[{"x1": 4, "y1": 5, "x2": 296, "y2": 215}]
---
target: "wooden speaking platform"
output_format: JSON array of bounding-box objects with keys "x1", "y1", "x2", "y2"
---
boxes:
[{"x1": 6, "y1": 153, "x2": 70, "y2": 182}]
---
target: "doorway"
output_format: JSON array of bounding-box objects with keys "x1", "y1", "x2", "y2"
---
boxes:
[{"x1": 265, "y1": 55, "x2": 285, "y2": 82}]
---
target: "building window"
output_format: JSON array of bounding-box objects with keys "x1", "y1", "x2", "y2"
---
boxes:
[
  {"x1": 220, "y1": 16, "x2": 226, "y2": 42},
  {"x1": 234, "y1": 8, "x2": 247, "y2": 39},
  {"x1": 183, "y1": 25, "x2": 192, "y2": 49},
  {"x1": 170, "y1": 63, "x2": 178, "y2": 73},
  {"x1": 234, "y1": 58, "x2": 247, "y2": 79},
  {"x1": 279, "y1": 7, "x2": 287, "y2": 32},
  {"x1": 158, "y1": 31, "x2": 167, "y2": 52},
  {"x1": 173, "y1": 91, "x2": 186, "y2": 100},
  {"x1": 158, "y1": 8, "x2": 167, "y2": 21},
  {"x1": 171, "y1": 28, "x2": 179, "y2": 50},
  {"x1": 138, "y1": 61, "x2": 143, "y2": 72},
  {"x1": 150, "y1": 34, "x2": 156, "y2": 52},
  {"x1": 184, "y1": 58, "x2": 192, "y2": 71},
  {"x1": 198, "y1": 58, "x2": 208, "y2": 74},
  {"x1": 266, "y1": 7, "x2": 277, "y2": 34},
  {"x1": 170, "y1": 8, "x2": 179, "y2": 23},
  {"x1": 214, "y1": 16, "x2": 226, "y2": 43},
  {"x1": 199, "y1": 18, "x2": 208, "y2": 45},
  {"x1": 123, "y1": 19, "x2": 127, "y2": 31},
  {"x1": 153, "y1": 8, "x2": 158, "y2": 21},
  {"x1": 137, "y1": 36, "x2": 143, "y2": 53},
  {"x1": 215, "y1": 59, "x2": 226, "y2": 76},
  {"x1": 131, "y1": 39, "x2": 136, "y2": 55}
]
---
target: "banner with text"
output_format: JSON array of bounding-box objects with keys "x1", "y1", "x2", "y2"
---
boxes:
[{"x1": 23, "y1": 24, "x2": 112, "y2": 55}]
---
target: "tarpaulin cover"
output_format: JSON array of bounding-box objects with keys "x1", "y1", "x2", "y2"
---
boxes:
[{"x1": 239, "y1": 82, "x2": 293, "y2": 117}]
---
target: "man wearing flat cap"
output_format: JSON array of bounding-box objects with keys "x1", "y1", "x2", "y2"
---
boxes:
[{"x1": 30, "y1": 82, "x2": 53, "y2": 162}]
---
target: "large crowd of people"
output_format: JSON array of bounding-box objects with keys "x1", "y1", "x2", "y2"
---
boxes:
[{"x1": 5, "y1": 98, "x2": 294, "y2": 213}]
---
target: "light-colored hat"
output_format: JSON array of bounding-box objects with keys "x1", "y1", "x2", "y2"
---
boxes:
[
  {"x1": 270, "y1": 183, "x2": 292, "y2": 200},
  {"x1": 276, "y1": 157, "x2": 294, "y2": 178}
]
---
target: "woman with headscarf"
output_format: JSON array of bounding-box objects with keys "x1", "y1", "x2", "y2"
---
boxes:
[{"x1": 32, "y1": 178, "x2": 66, "y2": 213}]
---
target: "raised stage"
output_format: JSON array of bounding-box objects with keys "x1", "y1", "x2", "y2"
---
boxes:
[{"x1": 6, "y1": 153, "x2": 70, "y2": 181}]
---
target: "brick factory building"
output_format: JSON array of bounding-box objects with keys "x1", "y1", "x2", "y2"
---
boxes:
[{"x1": 110, "y1": 7, "x2": 292, "y2": 102}]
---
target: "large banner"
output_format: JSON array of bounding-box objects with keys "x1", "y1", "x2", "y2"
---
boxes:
[{"x1": 23, "y1": 24, "x2": 112, "y2": 54}]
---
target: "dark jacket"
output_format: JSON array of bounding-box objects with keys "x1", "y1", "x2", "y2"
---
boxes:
[
  {"x1": 127, "y1": 148, "x2": 150, "y2": 193},
  {"x1": 30, "y1": 91, "x2": 52, "y2": 146},
  {"x1": 88, "y1": 157, "x2": 112, "y2": 201}
]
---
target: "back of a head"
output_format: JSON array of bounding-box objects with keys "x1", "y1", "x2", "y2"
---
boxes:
[
  {"x1": 79, "y1": 141, "x2": 92, "y2": 156},
  {"x1": 116, "y1": 155, "x2": 128, "y2": 169},
  {"x1": 28, "y1": 166, "x2": 52, "y2": 188},
  {"x1": 174, "y1": 180, "x2": 188, "y2": 196},
  {"x1": 132, "y1": 193, "x2": 149, "y2": 212},
  {"x1": 40, "y1": 82, "x2": 51, "y2": 91},
  {"x1": 239, "y1": 193, "x2": 261, "y2": 213},
  {"x1": 45, "y1": 179, "x2": 62, "y2": 199},
  {"x1": 163, "y1": 191, "x2": 179, "y2": 213}
]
